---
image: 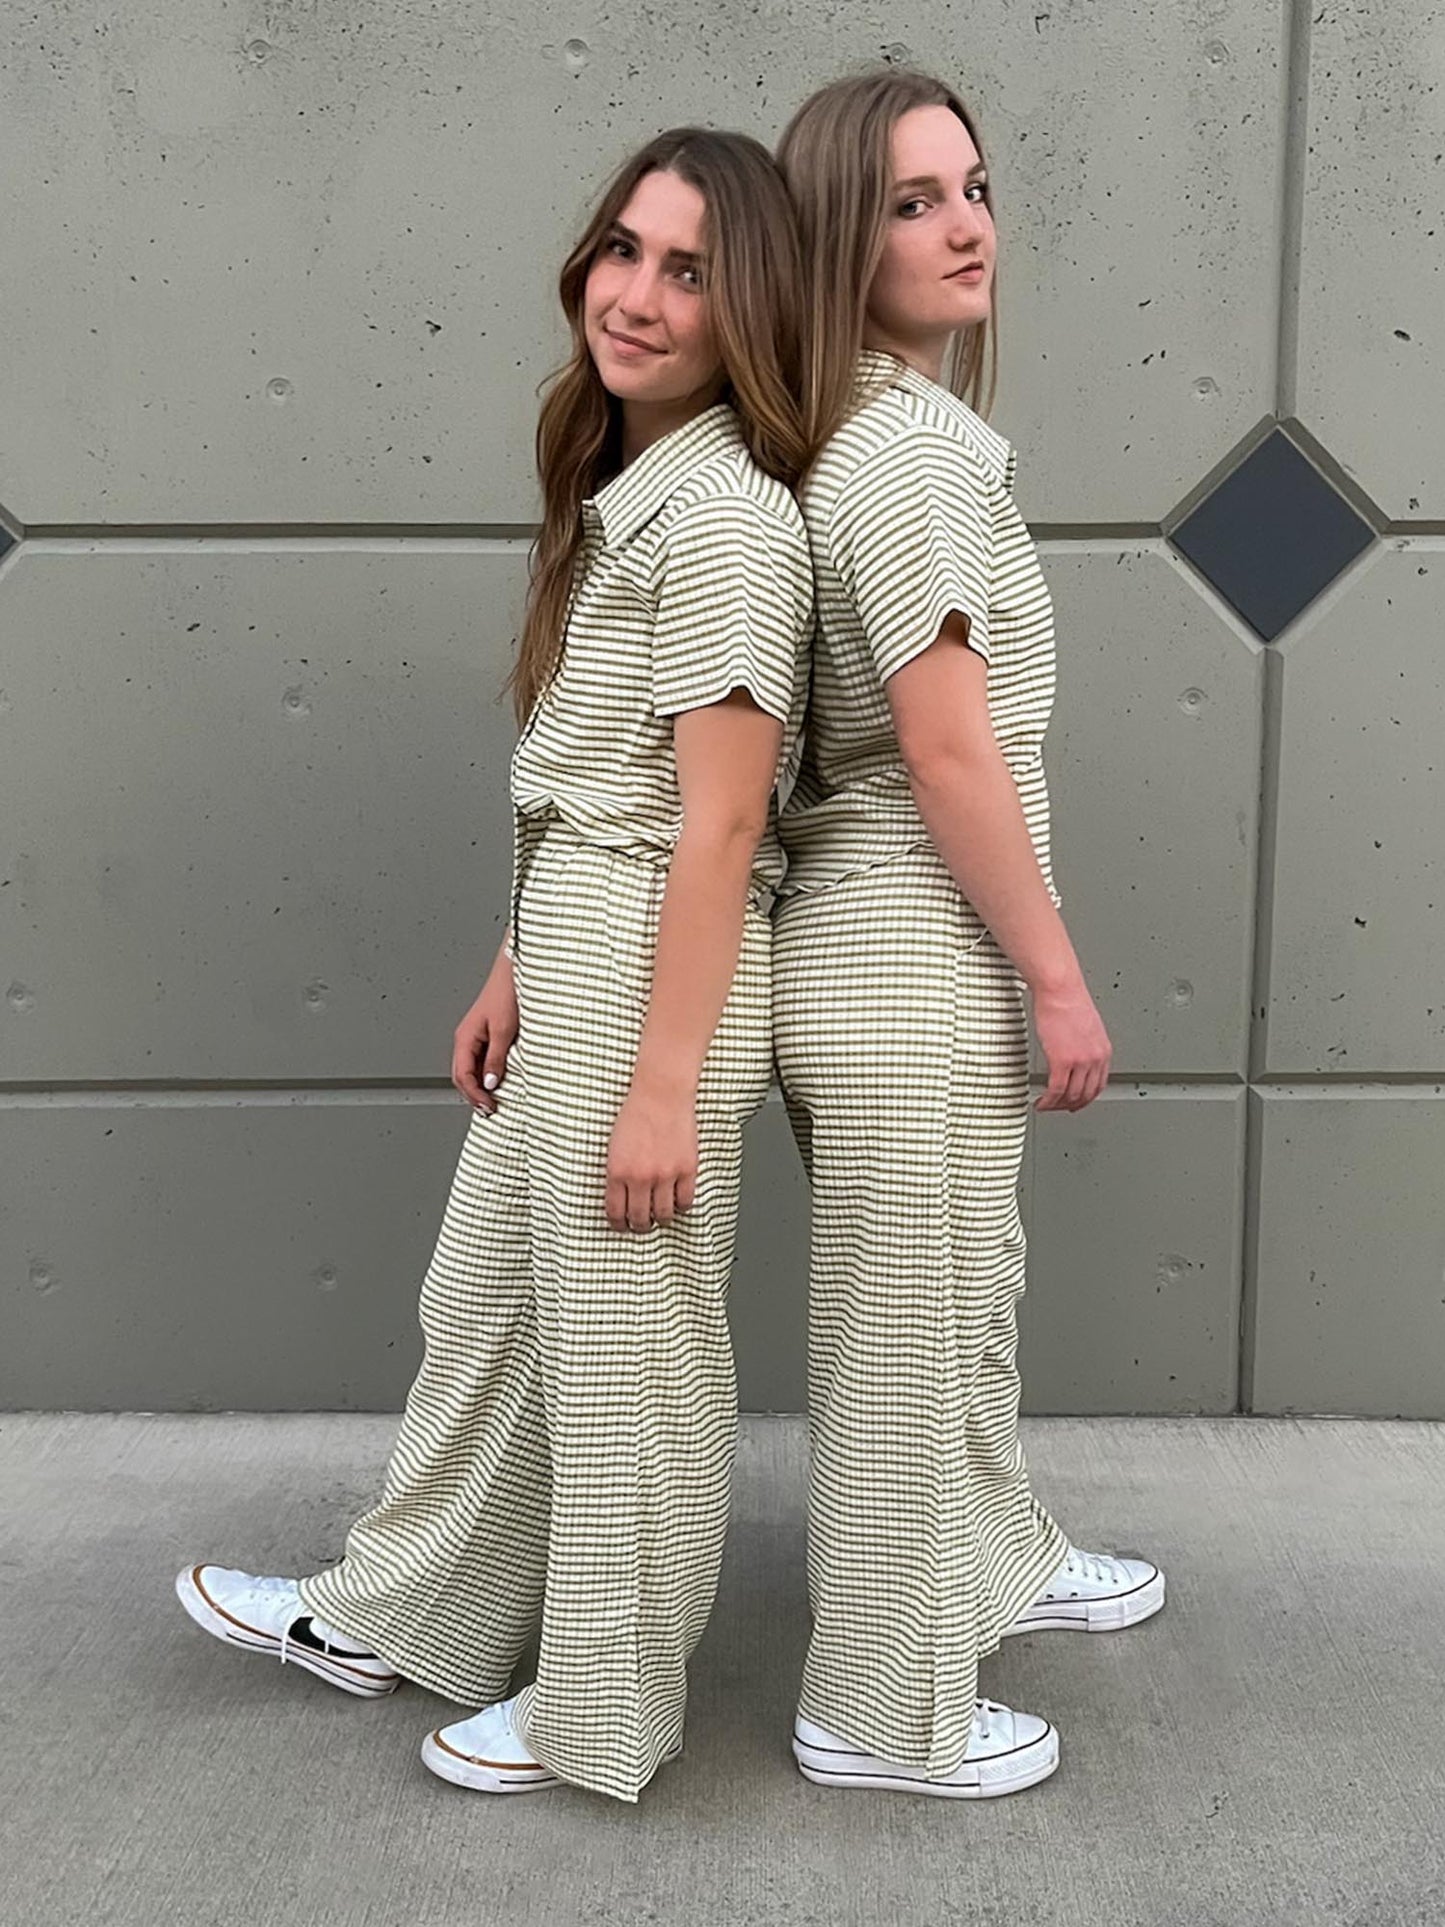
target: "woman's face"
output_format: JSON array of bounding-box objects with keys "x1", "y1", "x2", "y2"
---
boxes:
[
  {"x1": 867, "y1": 105, "x2": 995, "y2": 362},
  {"x1": 584, "y1": 169, "x2": 724, "y2": 407}
]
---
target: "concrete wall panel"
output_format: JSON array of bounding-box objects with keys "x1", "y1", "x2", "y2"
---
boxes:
[
  {"x1": 1296, "y1": 2, "x2": 1445, "y2": 519},
  {"x1": 1264, "y1": 544, "x2": 1445, "y2": 1075},
  {"x1": 1250, "y1": 1091, "x2": 1445, "y2": 1416},
  {"x1": 3, "y1": 0, "x2": 1438, "y2": 1417},
  {"x1": 1, "y1": 1094, "x2": 810, "y2": 1412},
  {"x1": 0, "y1": 0, "x2": 1281, "y2": 525},
  {"x1": 2, "y1": 1098, "x2": 459, "y2": 1411},
  {"x1": 0, "y1": 547, "x2": 522, "y2": 1081},
  {"x1": 728, "y1": 1098, "x2": 810, "y2": 1414},
  {"x1": 3, "y1": 1088, "x2": 1239, "y2": 1417},
  {"x1": 1019, "y1": 1091, "x2": 1245, "y2": 1415},
  {"x1": 1042, "y1": 547, "x2": 1261, "y2": 1076}
]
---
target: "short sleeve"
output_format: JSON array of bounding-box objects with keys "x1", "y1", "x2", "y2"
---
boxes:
[
  {"x1": 651, "y1": 496, "x2": 812, "y2": 724},
  {"x1": 828, "y1": 427, "x2": 995, "y2": 683}
]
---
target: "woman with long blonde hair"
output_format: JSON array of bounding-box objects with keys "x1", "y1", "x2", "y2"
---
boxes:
[
  {"x1": 175, "y1": 127, "x2": 812, "y2": 1806},
  {"x1": 773, "y1": 71, "x2": 1164, "y2": 1798}
]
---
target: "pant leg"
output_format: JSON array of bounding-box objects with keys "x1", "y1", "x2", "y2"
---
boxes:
[
  {"x1": 306, "y1": 830, "x2": 769, "y2": 1799},
  {"x1": 297, "y1": 1031, "x2": 550, "y2": 1706},
  {"x1": 773, "y1": 852, "x2": 1065, "y2": 1779},
  {"x1": 506, "y1": 839, "x2": 773, "y2": 1803}
]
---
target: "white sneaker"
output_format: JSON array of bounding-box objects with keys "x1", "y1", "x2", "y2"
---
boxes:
[
  {"x1": 421, "y1": 1698, "x2": 561, "y2": 1794},
  {"x1": 175, "y1": 1563, "x2": 401, "y2": 1698},
  {"x1": 793, "y1": 1700, "x2": 1059, "y2": 1798},
  {"x1": 421, "y1": 1699, "x2": 686, "y2": 1795},
  {"x1": 1001, "y1": 1545, "x2": 1165, "y2": 1635}
]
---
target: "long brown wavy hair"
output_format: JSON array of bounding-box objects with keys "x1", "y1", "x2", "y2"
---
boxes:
[
  {"x1": 776, "y1": 70, "x2": 1000, "y2": 461},
  {"x1": 508, "y1": 128, "x2": 806, "y2": 723}
]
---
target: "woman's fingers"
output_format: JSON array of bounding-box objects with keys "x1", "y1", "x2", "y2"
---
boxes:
[
  {"x1": 628, "y1": 1180, "x2": 660, "y2": 1233},
  {"x1": 1036, "y1": 1061, "x2": 1071, "y2": 1112},
  {"x1": 1037, "y1": 1054, "x2": 1112, "y2": 1112},
  {"x1": 1063, "y1": 1061, "x2": 1091, "y2": 1111},
  {"x1": 452, "y1": 1023, "x2": 490, "y2": 1110},
  {"x1": 625, "y1": 1189, "x2": 649, "y2": 1233},
  {"x1": 480, "y1": 1025, "x2": 515, "y2": 1098},
  {"x1": 608, "y1": 1175, "x2": 660, "y2": 1234},
  {"x1": 1075, "y1": 1055, "x2": 1110, "y2": 1111},
  {"x1": 651, "y1": 1178, "x2": 681, "y2": 1228},
  {"x1": 1065, "y1": 1056, "x2": 1110, "y2": 1111},
  {"x1": 1082, "y1": 1060, "x2": 1111, "y2": 1109},
  {"x1": 605, "y1": 1173, "x2": 690, "y2": 1232}
]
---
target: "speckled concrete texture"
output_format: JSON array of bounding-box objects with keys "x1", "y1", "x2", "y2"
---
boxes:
[
  {"x1": 1, "y1": 0, "x2": 1442, "y2": 1419},
  {"x1": 3, "y1": 1413, "x2": 1443, "y2": 1927}
]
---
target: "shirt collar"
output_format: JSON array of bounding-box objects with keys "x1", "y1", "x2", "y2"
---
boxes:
[
  {"x1": 587, "y1": 401, "x2": 744, "y2": 547},
  {"x1": 854, "y1": 349, "x2": 1017, "y2": 490}
]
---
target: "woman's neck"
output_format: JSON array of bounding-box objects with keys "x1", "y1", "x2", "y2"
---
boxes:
[
  {"x1": 861, "y1": 325, "x2": 951, "y2": 386},
  {"x1": 619, "y1": 381, "x2": 727, "y2": 467}
]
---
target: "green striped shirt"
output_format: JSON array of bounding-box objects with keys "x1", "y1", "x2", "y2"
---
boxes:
[
  {"x1": 778, "y1": 352, "x2": 1061, "y2": 906},
  {"x1": 511, "y1": 402, "x2": 813, "y2": 899}
]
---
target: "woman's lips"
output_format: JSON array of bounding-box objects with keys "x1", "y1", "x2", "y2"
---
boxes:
[{"x1": 604, "y1": 329, "x2": 665, "y2": 355}]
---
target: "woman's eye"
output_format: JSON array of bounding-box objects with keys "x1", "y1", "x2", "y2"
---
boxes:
[
  {"x1": 897, "y1": 198, "x2": 929, "y2": 218},
  {"x1": 966, "y1": 182, "x2": 989, "y2": 203},
  {"x1": 676, "y1": 266, "x2": 701, "y2": 287},
  {"x1": 606, "y1": 236, "x2": 633, "y2": 259}
]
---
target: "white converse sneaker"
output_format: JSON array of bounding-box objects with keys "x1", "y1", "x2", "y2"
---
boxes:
[
  {"x1": 1001, "y1": 1545, "x2": 1165, "y2": 1636},
  {"x1": 792, "y1": 1700, "x2": 1058, "y2": 1798},
  {"x1": 421, "y1": 1698, "x2": 561, "y2": 1794},
  {"x1": 175, "y1": 1564, "x2": 401, "y2": 1697},
  {"x1": 421, "y1": 1700, "x2": 686, "y2": 1795}
]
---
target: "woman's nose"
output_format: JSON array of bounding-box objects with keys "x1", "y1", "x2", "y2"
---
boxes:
[
  {"x1": 949, "y1": 193, "x2": 988, "y2": 244},
  {"x1": 618, "y1": 267, "x2": 663, "y2": 319}
]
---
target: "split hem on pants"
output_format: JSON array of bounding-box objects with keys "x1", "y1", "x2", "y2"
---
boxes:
[
  {"x1": 773, "y1": 845, "x2": 1068, "y2": 1780},
  {"x1": 299, "y1": 824, "x2": 774, "y2": 1802}
]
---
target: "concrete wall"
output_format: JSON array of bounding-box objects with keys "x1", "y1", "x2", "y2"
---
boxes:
[{"x1": 2, "y1": 1, "x2": 1441, "y2": 1414}]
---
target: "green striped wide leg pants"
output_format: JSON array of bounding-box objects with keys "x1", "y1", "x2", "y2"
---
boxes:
[
  {"x1": 772, "y1": 847, "x2": 1067, "y2": 1779},
  {"x1": 299, "y1": 828, "x2": 774, "y2": 1801}
]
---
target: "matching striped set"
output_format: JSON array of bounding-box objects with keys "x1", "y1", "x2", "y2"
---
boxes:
[
  {"x1": 301, "y1": 404, "x2": 811, "y2": 1802},
  {"x1": 301, "y1": 359, "x2": 1067, "y2": 1796},
  {"x1": 775, "y1": 353, "x2": 1067, "y2": 1776}
]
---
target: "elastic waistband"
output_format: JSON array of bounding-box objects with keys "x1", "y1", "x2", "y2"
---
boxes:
[
  {"x1": 520, "y1": 815, "x2": 670, "y2": 874},
  {"x1": 510, "y1": 810, "x2": 771, "y2": 962},
  {"x1": 510, "y1": 814, "x2": 665, "y2": 963}
]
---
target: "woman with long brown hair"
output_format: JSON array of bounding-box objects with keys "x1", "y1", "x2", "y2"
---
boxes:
[
  {"x1": 175, "y1": 127, "x2": 812, "y2": 1805},
  {"x1": 772, "y1": 71, "x2": 1164, "y2": 1798}
]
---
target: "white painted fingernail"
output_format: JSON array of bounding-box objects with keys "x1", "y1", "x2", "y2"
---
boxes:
[{"x1": 483, "y1": 1073, "x2": 499, "y2": 1091}]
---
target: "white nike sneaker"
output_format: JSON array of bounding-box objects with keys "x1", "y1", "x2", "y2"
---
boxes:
[
  {"x1": 175, "y1": 1563, "x2": 401, "y2": 1697},
  {"x1": 793, "y1": 1700, "x2": 1059, "y2": 1798},
  {"x1": 421, "y1": 1698, "x2": 561, "y2": 1794},
  {"x1": 1001, "y1": 1545, "x2": 1166, "y2": 1635}
]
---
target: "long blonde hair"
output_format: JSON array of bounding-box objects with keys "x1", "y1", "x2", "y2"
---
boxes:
[
  {"x1": 509, "y1": 129, "x2": 806, "y2": 723},
  {"x1": 776, "y1": 70, "x2": 999, "y2": 461}
]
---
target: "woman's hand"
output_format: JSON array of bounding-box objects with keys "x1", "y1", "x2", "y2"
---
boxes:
[
  {"x1": 605, "y1": 1076, "x2": 699, "y2": 1232},
  {"x1": 1030, "y1": 978, "x2": 1112, "y2": 1113},
  {"x1": 451, "y1": 946, "x2": 518, "y2": 1115}
]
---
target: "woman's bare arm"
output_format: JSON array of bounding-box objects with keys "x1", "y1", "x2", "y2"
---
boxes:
[
  {"x1": 605, "y1": 687, "x2": 782, "y2": 1230},
  {"x1": 888, "y1": 617, "x2": 1111, "y2": 1112}
]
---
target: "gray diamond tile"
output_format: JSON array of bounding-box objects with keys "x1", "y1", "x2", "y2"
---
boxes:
[{"x1": 1169, "y1": 429, "x2": 1375, "y2": 640}]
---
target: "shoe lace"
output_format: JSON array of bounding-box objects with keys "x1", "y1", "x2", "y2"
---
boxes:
[
  {"x1": 974, "y1": 1699, "x2": 1001, "y2": 1743},
  {"x1": 251, "y1": 1574, "x2": 298, "y2": 1595},
  {"x1": 247, "y1": 1578, "x2": 302, "y2": 1669},
  {"x1": 1062, "y1": 1546, "x2": 1122, "y2": 1585}
]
